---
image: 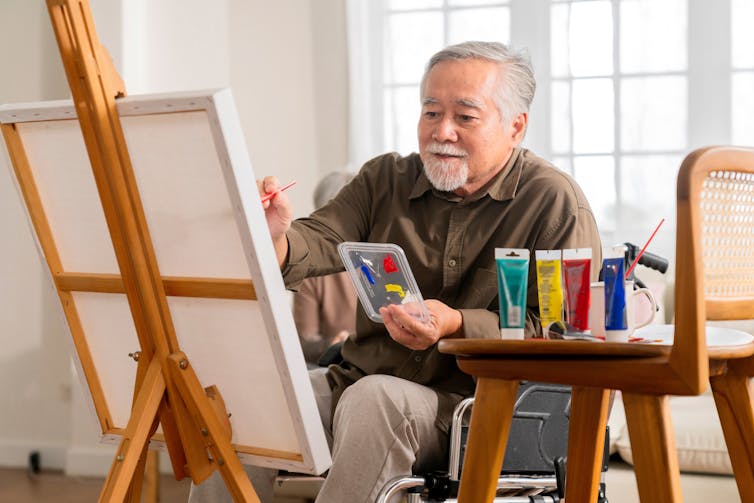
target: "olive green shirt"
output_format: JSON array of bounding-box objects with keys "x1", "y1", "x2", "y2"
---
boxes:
[{"x1": 283, "y1": 148, "x2": 601, "y2": 431}]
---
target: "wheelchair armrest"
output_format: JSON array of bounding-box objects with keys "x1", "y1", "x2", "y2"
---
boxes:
[
  {"x1": 318, "y1": 341, "x2": 344, "y2": 367},
  {"x1": 448, "y1": 397, "x2": 475, "y2": 480}
]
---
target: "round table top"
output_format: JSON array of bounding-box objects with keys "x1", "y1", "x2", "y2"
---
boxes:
[{"x1": 634, "y1": 323, "x2": 754, "y2": 347}]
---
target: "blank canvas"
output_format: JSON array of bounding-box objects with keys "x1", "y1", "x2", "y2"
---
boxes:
[{"x1": 0, "y1": 89, "x2": 330, "y2": 474}]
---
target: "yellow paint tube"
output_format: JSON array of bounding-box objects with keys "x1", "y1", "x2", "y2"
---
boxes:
[{"x1": 535, "y1": 250, "x2": 564, "y2": 326}]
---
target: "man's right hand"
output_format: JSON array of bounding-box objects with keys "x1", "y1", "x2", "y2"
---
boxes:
[{"x1": 258, "y1": 176, "x2": 293, "y2": 265}]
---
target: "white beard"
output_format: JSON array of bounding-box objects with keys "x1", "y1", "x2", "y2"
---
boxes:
[{"x1": 422, "y1": 143, "x2": 469, "y2": 192}]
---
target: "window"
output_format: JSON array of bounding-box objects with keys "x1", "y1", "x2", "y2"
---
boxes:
[
  {"x1": 732, "y1": 0, "x2": 754, "y2": 146},
  {"x1": 550, "y1": 0, "x2": 687, "y2": 254},
  {"x1": 348, "y1": 0, "x2": 511, "y2": 161},
  {"x1": 348, "y1": 0, "x2": 753, "y2": 263}
]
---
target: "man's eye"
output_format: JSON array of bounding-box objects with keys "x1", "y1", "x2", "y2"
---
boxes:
[
  {"x1": 424, "y1": 111, "x2": 438, "y2": 118},
  {"x1": 459, "y1": 115, "x2": 476, "y2": 122}
]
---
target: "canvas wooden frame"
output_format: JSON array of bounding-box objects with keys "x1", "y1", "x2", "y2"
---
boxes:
[{"x1": 0, "y1": 88, "x2": 331, "y2": 475}]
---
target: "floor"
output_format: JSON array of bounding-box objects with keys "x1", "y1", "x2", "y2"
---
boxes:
[
  {"x1": 0, "y1": 467, "x2": 190, "y2": 503},
  {"x1": 605, "y1": 459, "x2": 740, "y2": 503},
  {"x1": 0, "y1": 460, "x2": 740, "y2": 502}
]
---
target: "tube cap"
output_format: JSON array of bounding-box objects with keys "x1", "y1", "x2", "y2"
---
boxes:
[{"x1": 500, "y1": 327, "x2": 525, "y2": 340}]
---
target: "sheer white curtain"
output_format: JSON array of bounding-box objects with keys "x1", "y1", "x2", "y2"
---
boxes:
[
  {"x1": 732, "y1": 0, "x2": 754, "y2": 146},
  {"x1": 346, "y1": 0, "x2": 386, "y2": 167}
]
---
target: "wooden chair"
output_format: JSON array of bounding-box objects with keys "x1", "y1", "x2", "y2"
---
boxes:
[{"x1": 438, "y1": 146, "x2": 754, "y2": 503}]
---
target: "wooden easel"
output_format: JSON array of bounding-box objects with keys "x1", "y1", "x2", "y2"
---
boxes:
[{"x1": 33, "y1": 1, "x2": 260, "y2": 501}]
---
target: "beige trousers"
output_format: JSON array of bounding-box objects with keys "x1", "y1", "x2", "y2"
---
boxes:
[{"x1": 188, "y1": 370, "x2": 448, "y2": 503}]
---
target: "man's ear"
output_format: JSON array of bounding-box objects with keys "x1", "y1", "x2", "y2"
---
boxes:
[{"x1": 510, "y1": 112, "x2": 528, "y2": 144}]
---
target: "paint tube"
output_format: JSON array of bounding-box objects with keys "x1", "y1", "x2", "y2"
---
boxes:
[
  {"x1": 562, "y1": 248, "x2": 592, "y2": 332},
  {"x1": 603, "y1": 245, "x2": 627, "y2": 331},
  {"x1": 495, "y1": 248, "x2": 530, "y2": 339},
  {"x1": 535, "y1": 250, "x2": 563, "y2": 327}
]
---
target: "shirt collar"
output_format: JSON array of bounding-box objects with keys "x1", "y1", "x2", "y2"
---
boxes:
[{"x1": 410, "y1": 147, "x2": 523, "y2": 202}]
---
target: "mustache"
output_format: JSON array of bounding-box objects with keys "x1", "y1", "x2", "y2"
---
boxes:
[{"x1": 426, "y1": 142, "x2": 468, "y2": 157}]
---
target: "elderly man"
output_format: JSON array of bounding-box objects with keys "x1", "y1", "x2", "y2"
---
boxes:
[{"x1": 190, "y1": 40, "x2": 600, "y2": 503}]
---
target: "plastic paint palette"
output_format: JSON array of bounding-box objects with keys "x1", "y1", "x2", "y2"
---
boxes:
[{"x1": 337, "y1": 242, "x2": 430, "y2": 324}]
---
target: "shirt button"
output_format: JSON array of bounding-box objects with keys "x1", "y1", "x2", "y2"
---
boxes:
[
  {"x1": 448, "y1": 258, "x2": 457, "y2": 267},
  {"x1": 415, "y1": 356, "x2": 422, "y2": 362}
]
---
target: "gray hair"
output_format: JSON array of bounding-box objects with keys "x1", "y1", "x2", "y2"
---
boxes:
[
  {"x1": 420, "y1": 41, "x2": 536, "y2": 125},
  {"x1": 313, "y1": 171, "x2": 355, "y2": 209}
]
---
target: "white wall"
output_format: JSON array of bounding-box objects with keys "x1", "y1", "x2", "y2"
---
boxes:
[
  {"x1": 0, "y1": 0, "x2": 73, "y2": 471},
  {"x1": 0, "y1": 0, "x2": 348, "y2": 476}
]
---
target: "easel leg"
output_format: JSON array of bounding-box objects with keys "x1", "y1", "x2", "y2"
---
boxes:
[
  {"x1": 167, "y1": 352, "x2": 261, "y2": 503},
  {"x1": 125, "y1": 447, "x2": 148, "y2": 503},
  {"x1": 99, "y1": 358, "x2": 165, "y2": 503},
  {"x1": 125, "y1": 414, "x2": 162, "y2": 503},
  {"x1": 157, "y1": 397, "x2": 189, "y2": 479},
  {"x1": 143, "y1": 450, "x2": 161, "y2": 503},
  {"x1": 124, "y1": 357, "x2": 162, "y2": 503}
]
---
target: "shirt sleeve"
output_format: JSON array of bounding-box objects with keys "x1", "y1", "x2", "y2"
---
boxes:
[
  {"x1": 281, "y1": 159, "x2": 380, "y2": 288},
  {"x1": 458, "y1": 308, "x2": 500, "y2": 340},
  {"x1": 292, "y1": 278, "x2": 322, "y2": 341},
  {"x1": 281, "y1": 227, "x2": 311, "y2": 289}
]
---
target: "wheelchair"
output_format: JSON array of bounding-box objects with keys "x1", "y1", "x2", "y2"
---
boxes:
[
  {"x1": 304, "y1": 342, "x2": 612, "y2": 503},
  {"x1": 274, "y1": 380, "x2": 610, "y2": 503},
  {"x1": 374, "y1": 381, "x2": 610, "y2": 503}
]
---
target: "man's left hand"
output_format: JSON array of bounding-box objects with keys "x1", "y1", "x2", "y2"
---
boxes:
[{"x1": 380, "y1": 300, "x2": 463, "y2": 351}]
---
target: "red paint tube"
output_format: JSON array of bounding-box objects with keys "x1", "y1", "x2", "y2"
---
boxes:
[{"x1": 562, "y1": 248, "x2": 592, "y2": 331}]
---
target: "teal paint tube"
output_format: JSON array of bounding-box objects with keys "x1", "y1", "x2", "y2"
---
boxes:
[{"x1": 495, "y1": 248, "x2": 530, "y2": 339}]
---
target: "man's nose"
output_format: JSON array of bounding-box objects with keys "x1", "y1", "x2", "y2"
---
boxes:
[{"x1": 432, "y1": 117, "x2": 458, "y2": 142}]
